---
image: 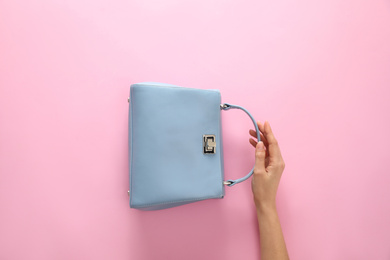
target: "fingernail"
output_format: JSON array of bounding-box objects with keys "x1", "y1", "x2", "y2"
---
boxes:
[{"x1": 256, "y1": 141, "x2": 265, "y2": 151}]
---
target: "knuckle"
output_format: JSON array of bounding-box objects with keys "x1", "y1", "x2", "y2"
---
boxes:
[
  {"x1": 279, "y1": 161, "x2": 286, "y2": 169},
  {"x1": 267, "y1": 135, "x2": 277, "y2": 145},
  {"x1": 255, "y1": 150, "x2": 265, "y2": 157},
  {"x1": 255, "y1": 149, "x2": 263, "y2": 154},
  {"x1": 253, "y1": 168, "x2": 263, "y2": 175}
]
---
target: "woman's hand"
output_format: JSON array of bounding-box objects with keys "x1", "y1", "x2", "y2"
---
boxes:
[
  {"x1": 249, "y1": 121, "x2": 289, "y2": 260},
  {"x1": 249, "y1": 121, "x2": 285, "y2": 211}
]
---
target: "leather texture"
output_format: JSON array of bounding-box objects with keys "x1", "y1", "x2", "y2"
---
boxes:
[
  {"x1": 128, "y1": 82, "x2": 261, "y2": 210},
  {"x1": 129, "y1": 83, "x2": 225, "y2": 210}
]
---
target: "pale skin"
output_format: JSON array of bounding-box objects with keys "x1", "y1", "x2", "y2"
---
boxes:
[{"x1": 249, "y1": 121, "x2": 289, "y2": 260}]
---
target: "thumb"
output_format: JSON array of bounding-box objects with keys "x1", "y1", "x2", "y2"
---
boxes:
[{"x1": 254, "y1": 141, "x2": 266, "y2": 174}]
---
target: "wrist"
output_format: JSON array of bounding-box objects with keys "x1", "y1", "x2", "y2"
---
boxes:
[{"x1": 255, "y1": 201, "x2": 277, "y2": 215}]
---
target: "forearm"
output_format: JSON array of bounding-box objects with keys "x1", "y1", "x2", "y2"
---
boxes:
[{"x1": 257, "y1": 204, "x2": 289, "y2": 260}]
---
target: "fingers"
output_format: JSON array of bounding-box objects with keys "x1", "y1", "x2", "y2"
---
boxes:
[
  {"x1": 249, "y1": 137, "x2": 257, "y2": 148},
  {"x1": 257, "y1": 121, "x2": 265, "y2": 134},
  {"x1": 249, "y1": 129, "x2": 268, "y2": 147},
  {"x1": 254, "y1": 141, "x2": 266, "y2": 174},
  {"x1": 263, "y1": 121, "x2": 283, "y2": 163},
  {"x1": 249, "y1": 137, "x2": 269, "y2": 158},
  {"x1": 250, "y1": 121, "x2": 283, "y2": 163}
]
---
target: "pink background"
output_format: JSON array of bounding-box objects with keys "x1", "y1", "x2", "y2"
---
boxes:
[{"x1": 1, "y1": 0, "x2": 390, "y2": 259}]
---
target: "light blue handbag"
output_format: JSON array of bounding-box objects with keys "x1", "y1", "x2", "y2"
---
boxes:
[{"x1": 128, "y1": 82, "x2": 261, "y2": 210}]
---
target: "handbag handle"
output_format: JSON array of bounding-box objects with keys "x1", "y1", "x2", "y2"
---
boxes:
[{"x1": 220, "y1": 103, "x2": 261, "y2": 187}]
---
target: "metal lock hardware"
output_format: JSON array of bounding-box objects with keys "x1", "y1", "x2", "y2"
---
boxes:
[{"x1": 203, "y1": 135, "x2": 216, "y2": 154}]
